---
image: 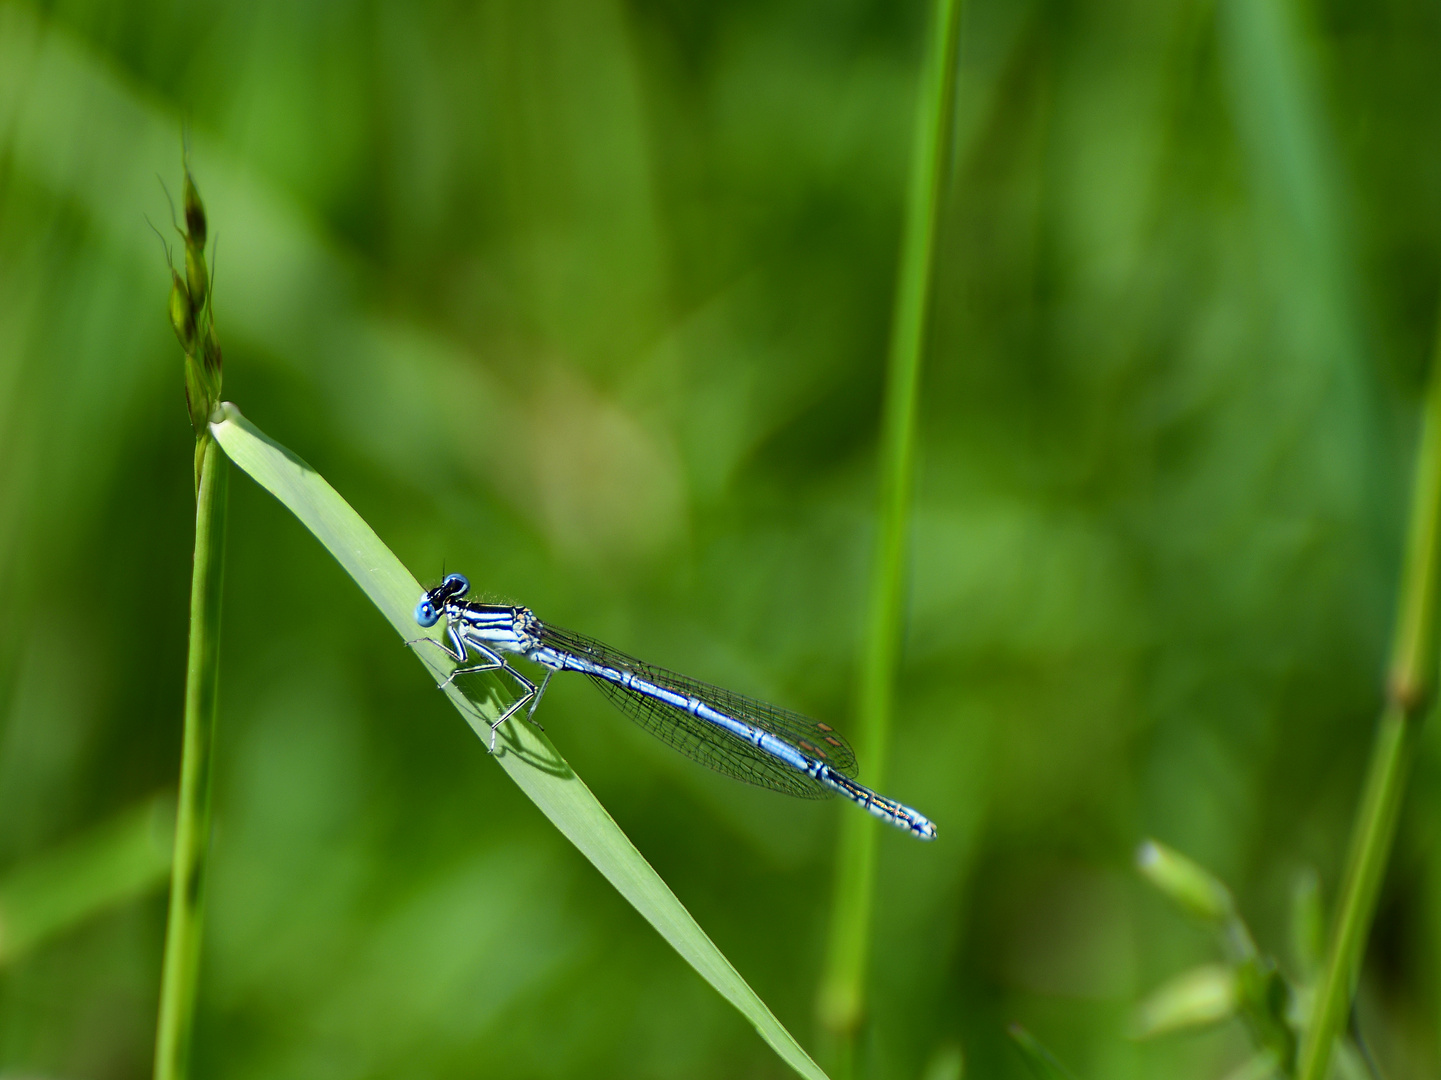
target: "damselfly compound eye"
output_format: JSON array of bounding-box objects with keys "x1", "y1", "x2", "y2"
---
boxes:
[{"x1": 414, "y1": 599, "x2": 439, "y2": 628}]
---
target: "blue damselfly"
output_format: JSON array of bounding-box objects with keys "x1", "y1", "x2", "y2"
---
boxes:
[{"x1": 412, "y1": 573, "x2": 937, "y2": 840}]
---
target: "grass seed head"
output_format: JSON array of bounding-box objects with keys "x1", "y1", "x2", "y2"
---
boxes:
[
  {"x1": 183, "y1": 167, "x2": 207, "y2": 247},
  {"x1": 169, "y1": 270, "x2": 195, "y2": 353}
]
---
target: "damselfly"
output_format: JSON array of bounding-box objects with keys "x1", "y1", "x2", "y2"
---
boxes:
[{"x1": 412, "y1": 573, "x2": 937, "y2": 840}]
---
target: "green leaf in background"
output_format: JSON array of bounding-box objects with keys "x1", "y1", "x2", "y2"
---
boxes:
[
  {"x1": 0, "y1": 792, "x2": 174, "y2": 964},
  {"x1": 1006, "y1": 1023, "x2": 1080, "y2": 1080},
  {"x1": 1129, "y1": 963, "x2": 1236, "y2": 1039},
  {"x1": 208, "y1": 402, "x2": 828, "y2": 1080}
]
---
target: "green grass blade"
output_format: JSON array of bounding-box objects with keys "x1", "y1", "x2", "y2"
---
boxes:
[
  {"x1": 1007, "y1": 1024, "x2": 1080, "y2": 1080},
  {"x1": 208, "y1": 402, "x2": 828, "y2": 1080},
  {"x1": 154, "y1": 433, "x2": 228, "y2": 1080},
  {"x1": 1295, "y1": 306, "x2": 1441, "y2": 1080},
  {"x1": 818, "y1": 0, "x2": 963, "y2": 1042},
  {"x1": 0, "y1": 793, "x2": 174, "y2": 963}
]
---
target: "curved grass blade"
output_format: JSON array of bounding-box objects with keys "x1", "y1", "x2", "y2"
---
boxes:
[{"x1": 208, "y1": 403, "x2": 828, "y2": 1080}]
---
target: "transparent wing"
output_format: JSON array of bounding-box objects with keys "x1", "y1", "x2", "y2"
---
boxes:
[{"x1": 539, "y1": 623, "x2": 857, "y2": 799}]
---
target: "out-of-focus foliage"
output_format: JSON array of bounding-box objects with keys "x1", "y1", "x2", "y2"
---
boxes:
[
  {"x1": 0, "y1": 0, "x2": 1439, "y2": 1076},
  {"x1": 0, "y1": 794, "x2": 172, "y2": 966}
]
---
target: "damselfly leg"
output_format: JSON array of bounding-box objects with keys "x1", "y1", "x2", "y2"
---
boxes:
[
  {"x1": 527, "y1": 669, "x2": 555, "y2": 724},
  {"x1": 407, "y1": 636, "x2": 545, "y2": 752}
]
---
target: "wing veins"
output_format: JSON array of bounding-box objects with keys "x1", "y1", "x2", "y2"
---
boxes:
[{"x1": 539, "y1": 624, "x2": 857, "y2": 798}]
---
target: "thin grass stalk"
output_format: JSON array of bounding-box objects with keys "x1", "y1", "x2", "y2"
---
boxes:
[
  {"x1": 1295, "y1": 338, "x2": 1441, "y2": 1080},
  {"x1": 153, "y1": 433, "x2": 228, "y2": 1080},
  {"x1": 152, "y1": 157, "x2": 225, "y2": 1080},
  {"x1": 817, "y1": 0, "x2": 963, "y2": 1049}
]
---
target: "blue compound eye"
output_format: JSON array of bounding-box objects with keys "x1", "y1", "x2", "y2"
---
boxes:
[
  {"x1": 414, "y1": 598, "x2": 439, "y2": 628},
  {"x1": 442, "y1": 573, "x2": 470, "y2": 596}
]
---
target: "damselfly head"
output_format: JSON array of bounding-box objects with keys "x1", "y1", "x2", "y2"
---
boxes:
[
  {"x1": 414, "y1": 573, "x2": 472, "y2": 627},
  {"x1": 439, "y1": 573, "x2": 470, "y2": 598}
]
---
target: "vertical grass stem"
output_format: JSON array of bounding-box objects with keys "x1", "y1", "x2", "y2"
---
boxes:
[
  {"x1": 1295, "y1": 341, "x2": 1441, "y2": 1080},
  {"x1": 153, "y1": 433, "x2": 228, "y2": 1080},
  {"x1": 817, "y1": 0, "x2": 963, "y2": 1047}
]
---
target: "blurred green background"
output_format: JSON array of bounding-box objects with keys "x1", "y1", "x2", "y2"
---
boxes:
[{"x1": 2, "y1": 0, "x2": 1440, "y2": 1076}]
